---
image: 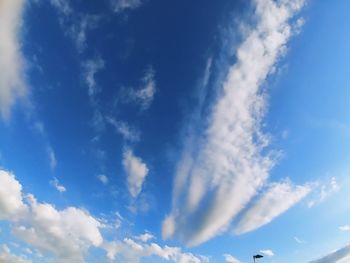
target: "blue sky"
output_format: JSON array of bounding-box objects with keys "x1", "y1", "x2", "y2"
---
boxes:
[{"x1": 0, "y1": 0, "x2": 350, "y2": 262}]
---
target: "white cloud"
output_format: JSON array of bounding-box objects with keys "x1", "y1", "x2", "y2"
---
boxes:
[
  {"x1": 83, "y1": 56, "x2": 105, "y2": 98},
  {"x1": 132, "y1": 67, "x2": 156, "y2": 110},
  {"x1": 339, "y1": 225, "x2": 350, "y2": 232},
  {"x1": 49, "y1": 1, "x2": 99, "y2": 53},
  {"x1": 50, "y1": 177, "x2": 66, "y2": 193},
  {"x1": 0, "y1": 169, "x2": 103, "y2": 262},
  {"x1": 49, "y1": 0, "x2": 72, "y2": 16},
  {"x1": 97, "y1": 174, "x2": 109, "y2": 185},
  {"x1": 0, "y1": 0, "x2": 27, "y2": 120},
  {"x1": 103, "y1": 238, "x2": 207, "y2": 263},
  {"x1": 260, "y1": 249, "x2": 274, "y2": 257},
  {"x1": 134, "y1": 232, "x2": 154, "y2": 242},
  {"x1": 0, "y1": 244, "x2": 32, "y2": 263},
  {"x1": 0, "y1": 169, "x2": 205, "y2": 262},
  {"x1": 47, "y1": 146, "x2": 57, "y2": 170},
  {"x1": 122, "y1": 148, "x2": 149, "y2": 198},
  {"x1": 111, "y1": 0, "x2": 143, "y2": 13},
  {"x1": 235, "y1": 180, "x2": 310, "y2": 234},
  {"x1": 224, "y1": 253, "x2": 241, "y2": 263},
  {"x1": 0, "y1": 170, "x2": 27, "y2": 220},
  {"x1": 163, "y1": 0, "x2": 306, "y2": 246},
  {"x1": 309, "y1": 244, "x2": 350, "y2": 263},
  {"x1": 294, "y1": 236, "x2": 306, "y2": 244},
  {"x1": 107, "y1": 117, "x2": 140, "y2": 142},
  {"x1": 308, "y1": 177, "x2": 340, "y2": 208}
]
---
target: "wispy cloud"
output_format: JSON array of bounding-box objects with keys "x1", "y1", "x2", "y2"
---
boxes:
[
  {"x1": 308, "y1": 177, "x2": 340, "y2": 208},
  {"x1": 122, "y1": 148, "x2": 149, "y2": 198},
  {"x1": 294, "y1": 236, "x2": 306, "y2": 244},
  {"x1": 49, "y1": 177, "x2": 66, "y2": 193},
  {"x1": 235, "y1": 180, "x2": 310, "y2": 235},
  {"x1": 339, "y1": 225, "x2": 350, "y2": 232},
  {"x1": 107, "y1": 117, "x2": 140, "y2": 142},
  {"x1": 83, "y1": 56, "x2": 105, "y2": 99},
  {"x1": 49, "y1": 0, "x2": 99, "y2": 53},
  {"x1": 309, "y1": 244, "x2": 350, "y2": 263},
  {"x1": 97, "y1": 174, "x2": 109, "y2": 185},
  {"x1": 130, "y1": 66, "x2": 156, "y2": 111},
  {"x1": 0, "y1": 0, "x2": 27, "y2": 120},
  {"x1": 163, "y1": 0, "x2": 307, "y2": 246},
  {"x1": 111, "y1": 0, "x2": 143, "y2": 13},
  {"x1": 224, "y1": 253, "x2": 242, "y2": 263},
  {"x1": 47, "y1": 146, "x2": 57, "y2": 170},
  {"x1": 260, "y1": 249, "x2": 274, "y2": 257}
]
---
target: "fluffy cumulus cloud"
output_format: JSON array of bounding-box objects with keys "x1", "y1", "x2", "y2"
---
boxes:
[
  {"x1": 0, "y1": 0, "x2": 27, "y2": 120},
  {"x1": 0, "y1": 170, "x2": 27, "y2": 220},
  {"x1": 0, "y1": 244, "x2": 32, "y2": 263},
  {"x1": 163, "y1": 0, "x2": 308, "y2": 246},
  {"x1": 122, "y1": 148, "x2": 149, "y2": 198},
  {"x1": 309, "y1": 244, "x2": 350, "y2": 263},
  {"x1": 111, "y1": 0, "x2": 143, "y2": 13},
  {"x1": 0, "y1": 169, "x2": 103, "y2": 262},
  {"x1": 235, "y1": 180, "x2": 310, "y2": 234},
  {"x1": 224, "y1": 254, "x2": 241, "y2": 263}
]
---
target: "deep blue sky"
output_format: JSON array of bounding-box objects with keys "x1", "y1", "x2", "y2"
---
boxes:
[{"x1": 0, "y1": 0, "x2": 350, "y2": 262}]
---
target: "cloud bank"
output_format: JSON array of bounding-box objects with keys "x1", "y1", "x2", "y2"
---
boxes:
[{"x1": 163, "y1": 0, "x2": 308, "y2": 246}]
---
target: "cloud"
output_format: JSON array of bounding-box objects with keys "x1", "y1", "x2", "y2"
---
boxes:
[
  {"x1": 122, "y1": 148, "x2": 149, "y2": 198},
  {"x1": 0, "y1": 244, "x2": 32, "y2": 263},
  {"x1": 309, "y1": 244, "x2": 350, "y2": 263},
  {"x1": 260, "y1": 249, "x2": 274, "y2": 257},
  {"x1": 0, "y1": 169, "x2": 206, "y2": 262},
  {"x1": 134, "y1": 232, "x2": 154, "y2": 242},
  {"x1": 47, "y1": 146, "x2": 57, "y2": 170},
  {"x1": 132, "y1": 67, "x2": 156, "y2": 110},
  {"x1": 107, "y1": 117, "x2": 141, "y2": 142},
  {"x1": 308, "y1": 177, "x2": 340, "y2": 208},
  {"x1": 0, "y1": 0, "x2": 27, "y2": 120},
  {"x1": 294, "y1": 236, "x2": 306, "y2": 244},
  {"x1": 97, "y1": 174, "x2": 109, "y2": 185},
  {"x1": 0, "y1": 169, "x2": 103, "y2": 262},
  {"x1": 224, "y1": 254, "x2": 241, "y2": 263},
  {"x1": 50, "y1": 177, "x2": 66, "y2": 193},
  {"x1": 339, "y1": 225, "x2": 350, "y2": 232},
  {"x1": 111, "y1": 0, "x2": 143, "y2": 13},
  {"x1": 103, "y1": 238, "x2": 208, "y2": 263},
  {"x1": 163, "y1": 0, "x2": 307, "y2": 246},
  {"x1": 83, "y1": 56, "x2": 105, "y2": 98},
  {"x1": 49, "y1": 1, "x2": 99, "y2": 53},
  {"x1": 235, "y1": 180, "x2": 310, "y2": 234},
  {"x1": 0, "y1": 170, "x2": 27, "y2": 220}
]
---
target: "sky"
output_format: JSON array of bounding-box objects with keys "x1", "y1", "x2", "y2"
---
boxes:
[{"x1": 0, "y1": 0, "x2": 350, "y2": 262}]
